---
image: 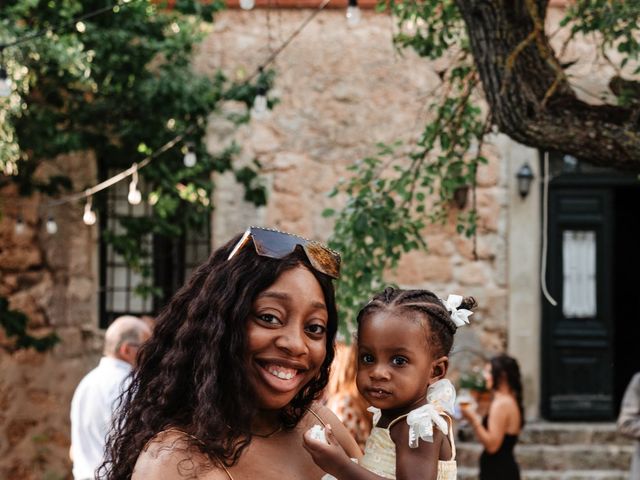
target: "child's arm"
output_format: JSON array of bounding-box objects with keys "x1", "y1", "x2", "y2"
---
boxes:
[
  {"x1": 389, "y1": 420, "x2": 444, "y2": 480},
  {"x1": 303, "y1": 425, "x2": 387, "y2": 480}
]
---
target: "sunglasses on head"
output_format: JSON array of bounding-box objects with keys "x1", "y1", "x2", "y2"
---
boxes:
[{"x1": 227, "y1": 226, "x2": 341, "y2": 279}]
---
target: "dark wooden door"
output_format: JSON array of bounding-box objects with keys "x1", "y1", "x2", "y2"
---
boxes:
[{"x1": 542, "y1": 188, "x2": 614, "y2": 420}]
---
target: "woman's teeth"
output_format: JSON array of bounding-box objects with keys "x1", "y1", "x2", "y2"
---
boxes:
[{"x1": 267, "y1": 365, "x2": 297, "y2": 380}]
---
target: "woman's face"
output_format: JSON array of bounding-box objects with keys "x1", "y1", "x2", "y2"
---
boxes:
[{"x1": 244, "y1": 265, "x2": 329, "y2": 410}]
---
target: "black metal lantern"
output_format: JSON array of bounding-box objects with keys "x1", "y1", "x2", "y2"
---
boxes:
[{"x1": 516, "y1": 163, "x2": 534, "y2": 198}]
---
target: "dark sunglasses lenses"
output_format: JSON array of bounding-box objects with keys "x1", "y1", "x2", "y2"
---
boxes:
[
  {"x1": 251, "y1": 228, "x2": 302, "y2": 259},
  {"x1": 234, "y1": 227, "x2": 340, "y2": 279}
]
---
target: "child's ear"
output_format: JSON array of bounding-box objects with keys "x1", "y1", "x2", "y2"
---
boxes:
[{"x1": 430, "y1": 356, "x2": 449, "y2": 383}]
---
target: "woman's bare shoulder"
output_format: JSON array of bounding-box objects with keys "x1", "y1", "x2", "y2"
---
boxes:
[
  {"x1": 132, "y1": 430, "x2": 230, "y2": 480},
  {"x1": 491, "y1": 393, "x2": 518, "y2": 410},
  {"x1": 305, "y1": 402, "x2": 351, "y2": 430}
]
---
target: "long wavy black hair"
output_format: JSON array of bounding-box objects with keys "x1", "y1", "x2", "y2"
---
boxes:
[
  {"x1": 490, "y1": 354, "x2": 525, "y2": 428},
  {"x1": 99, "y1": 233, "x2": 339, "y2": 479}
]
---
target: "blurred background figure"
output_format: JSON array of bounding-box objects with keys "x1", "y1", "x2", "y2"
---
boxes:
[
  {"x1": 70, "y1": 315, "x2": 152, "y2": 480},
  {"x1": 140, "y1": 314, "x2": 157, "y2": 332},
  {"x1": 325, "y1": 341, "x2": 371, "y2": 451},
  {"x1": 461, "y1": 353, "x2": 524, "y2": 480},
  {"x1": 617, "y1": 371, "x2": 640, "y2": 480}
]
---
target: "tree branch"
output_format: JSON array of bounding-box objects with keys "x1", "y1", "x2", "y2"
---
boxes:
[{"x1": 455, "y1": 0, "x2": 640, "y2": 171}]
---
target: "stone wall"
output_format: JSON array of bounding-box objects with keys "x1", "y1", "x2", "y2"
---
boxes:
[{"x1": 0, "y1": 152, "x2": 102, "y2": 479}]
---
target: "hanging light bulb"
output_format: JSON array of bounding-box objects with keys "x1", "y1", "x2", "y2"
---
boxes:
[
  {"x1": 15, "y1": 214, "x2": 25, "y2": 235},
  {"x1": 0, "y1": 66, "x2": 11, "y2": 98},
  {"x1": 183, "y1": 144, "x2": 197, "y2": 168},
  {"x1": 346, "y1": 0, "x2": 361, "y2": 26},
  {"x1": 83, "y1": 197, "x2": 97, "y2": 226},
  {"x1": 239, "y1": 0, "x2": 255, "y2": 10},
  {"x1": 46, "y1": 216, "x2": 58, "y2": 235},
  {"x1": 128, "y1": 167, "x2": 142, "y2": 205},
  {"x1": 251, "y1": 86, "x2": 268, "y2": 119}
]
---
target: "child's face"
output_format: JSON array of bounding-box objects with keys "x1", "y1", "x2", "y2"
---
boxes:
[
  {"x1": 356, "y1": 310, "x2": 442, "y2": 414},
  {"x1": 243, "y1": 265, "x2": 329, "y2": 410}
]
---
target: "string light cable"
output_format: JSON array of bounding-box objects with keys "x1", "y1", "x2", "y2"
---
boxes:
[
  {"x1": 43, "y1": 129, "x2": 192, "y2": 210},
  {"x1": 243, "y1": 0, "x2": 332, "y2": 84}
]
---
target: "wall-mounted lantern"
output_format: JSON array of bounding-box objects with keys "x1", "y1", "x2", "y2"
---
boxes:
[{"x1": 516, "y1": 163, "x2": 534, "y2": 198}]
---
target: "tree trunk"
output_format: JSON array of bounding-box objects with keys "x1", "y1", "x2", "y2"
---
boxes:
[{"x1": 456, "y1": 0, "x2": 640, "y2": 171}]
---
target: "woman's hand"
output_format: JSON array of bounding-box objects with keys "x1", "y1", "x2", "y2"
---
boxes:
[{"x1": 303, "y1": 424, "x2": 351, "y2": 478}]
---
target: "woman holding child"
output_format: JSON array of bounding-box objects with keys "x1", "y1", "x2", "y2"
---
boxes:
[
  {"x1": 100, "y1": 227, "x2": 361, "y2": 479},
  {"x1": 101, "y1": 226, "x2": 474, "y2": 480}
]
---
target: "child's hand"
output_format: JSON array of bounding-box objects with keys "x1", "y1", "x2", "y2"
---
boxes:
[{"x1": 303, "y1": 424, "x2": 350, "y2": 477}]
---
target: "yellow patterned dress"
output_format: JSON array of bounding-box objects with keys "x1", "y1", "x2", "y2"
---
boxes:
[{"x1": 358, "y1": 379, "x2": 458, "y2": 480}]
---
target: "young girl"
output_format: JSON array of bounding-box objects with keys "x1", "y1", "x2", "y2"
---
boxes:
[{"x1": 304, "y1": 287, "x2": 476, "y2": 480}]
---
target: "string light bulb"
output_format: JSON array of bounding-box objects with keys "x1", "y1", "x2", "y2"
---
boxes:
[
  {"x1": 83, "y1": 197, "x2": 97, "y2": 226},
  {"x1": 127, "y1": 167, "x2": 142, "y2": 205},
  {"x1": 0, "y1": 66, "x2": 11, "y2": 97},
  {"x1": 183, "y1": 144, "x2": 197, "y2": 168},
  {"x1": 346, "y1": 0, "x2": 361, "y2": 26},
  {"x1": 46, "y1": 216, "x2": 58, "y2": 235},
  {"x1": 239, "y1": 0, "x2": 255, "y2": 10},
  {"x1": 251, "y1": 85, "x2": 268, "y2": 119},
  {"x1": 15, "y1": 214, "x2": 25, "y2": 235}
]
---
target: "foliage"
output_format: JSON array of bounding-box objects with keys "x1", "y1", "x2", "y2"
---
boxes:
[
  {"x1": 0, "y1": 0, "x2": 271, "y2": 324},
  {"x1": 562, "y1": 0, "x2": 640, "y2": 74},
  {"x1": 328, "y1": 0, "x2": 640, "y2": 332},
  {"x1": 0, "y1": 296, "x2": 59, "y2": 352},
  {"x1": 458, "y1": 367, "x2": 487, "y2": 392}
]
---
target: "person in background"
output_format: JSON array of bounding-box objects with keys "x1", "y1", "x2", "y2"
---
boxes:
[
  {"x1": 618, "y1": 371, "x2": 640, "y2": 480},
  {"x1": 140, "y1": 314, "x2": 156, "y2": 332},
  {"x1": 70, "y1": 315, "x2": 151, "y2": 480},
  {"x1": 325, "y1": 342, "x2": 371, "y2": 450},
  {"x1": 461, "y1": 353, "x2": 523, "y2": 480}
]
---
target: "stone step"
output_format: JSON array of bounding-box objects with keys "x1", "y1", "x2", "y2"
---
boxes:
[
  {"x1": 519, "y1": 422, "x2": 631, "y2": 446},
  {"x1": 457, "y1": 422, "x2": 632, "y2": 446},
  {"x1": 457, "y1": 467, "x2": 629, "y2": 480},
  {"x1": 456, "y1": 442, "x2": 634, "y2": 471}
]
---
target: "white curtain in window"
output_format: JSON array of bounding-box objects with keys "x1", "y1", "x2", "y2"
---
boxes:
[{"x1": 562, "y1": 230, "x2": 596, "y2": 318}]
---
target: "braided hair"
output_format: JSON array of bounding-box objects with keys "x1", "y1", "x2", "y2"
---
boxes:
[
  {"x1": 356, "y1": 287, "x2": 477, "y2": 357},
  {"x1": 490, "y1": 354, "x2": 525, "y2": 427}
]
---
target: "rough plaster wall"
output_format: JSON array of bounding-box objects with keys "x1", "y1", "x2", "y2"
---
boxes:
[{"x1": 0, "y1": 152, "x2": 101, "y2": 479}]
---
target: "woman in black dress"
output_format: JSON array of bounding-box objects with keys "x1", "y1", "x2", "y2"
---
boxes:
[{"x1": 461, "y1": 354, "x2": 524, "y2": 480}]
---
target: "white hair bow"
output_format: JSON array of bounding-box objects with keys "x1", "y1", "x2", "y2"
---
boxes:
[{"x1": 443, "y1": 294, "x2": 473, "y2": 327}]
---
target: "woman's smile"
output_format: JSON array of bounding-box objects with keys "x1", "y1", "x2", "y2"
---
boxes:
[
  {"x1": 245, "y1": 265, "x2": 328, "y2": 410},
  {"x1": 254, "y1": 358, "x2": 309, "y2": 392}
]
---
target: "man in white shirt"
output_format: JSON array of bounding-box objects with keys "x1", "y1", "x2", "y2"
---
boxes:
[{"x1": 70, "y1": 315, "x2": 152, "y2": 480}]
